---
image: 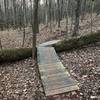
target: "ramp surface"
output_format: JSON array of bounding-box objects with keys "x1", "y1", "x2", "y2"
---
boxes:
[{"x1": 37, "y1": 45, "x2": 79, "y2": 96}]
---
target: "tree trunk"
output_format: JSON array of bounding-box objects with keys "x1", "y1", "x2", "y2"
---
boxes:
[
  {"x1": 81, "y1": 0, "x2": 86, "y2": 21},
  {"x1": 22, "y1": 0, "x2": 26, "y2": 47},
  {"x1": 45, "y1": 0, "x2": 48, "y2": 26},
  {"x1": 4, "y1": 0, "x2": 8, "y2": 29},
  {"x1": 57, "y1": 0, "x2": 61, "y2": 28},
  {"x1": 90, "y1": 0, "x2": 94, "y2": 33},
  {"x1": 65, "y1": 0, "x2": 69, "y2": 34},
  {"x1": 32, "y1": 0, "x2": 39, "y2": 59},
  {"x1": 49, "y1": 0, "x2": 52, "y2": 32},
  {"x1": 61, "y1": 0, "x2": 64, "y2": 20},
  {"x1": 12, "y1": 0, "x2": 17, "y2": 28},
  {"x1": 0, "y1": 38, "x2": 2, "y2": 50},
  {"x1": 72, "y1": 0, "x2": 81, "y2": 37}
]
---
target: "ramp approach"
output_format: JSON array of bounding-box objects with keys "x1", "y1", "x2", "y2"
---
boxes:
[{"x1": 37, "y1": 40, "x2": 79, "y2": 98}]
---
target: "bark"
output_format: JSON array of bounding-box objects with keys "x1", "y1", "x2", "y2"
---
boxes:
[
  {"x1": 45, "y1": 0, "x2": 48, "y2": 26},
  {"x1": 0, "y1": 38, "x2": 2, "y2": 50},
  {"x1": 12, "y1": 0, "x2": 17, "y2": 28},
  {"x1": 65, "y1": 0, "x2": 69, "y2": 34},
  {"x1": 61, "y1": 0, "x2": 64, "y2": 20},
  {"x1": 81, "y1": 0, "x2": 86, "y2": 21},
  {"x1": 22, "y1": 0, "x2": 26, "y2": 47},
  {"x1": 32, "y1": 0, "x2": 39, "y2": 59},
  {"x1": 90, "y1": 0, "x2": 94, "y2": 33},
  {"x1": 72, "y1": 0, "x2": 81, "y2": 36},
  {"x1": 57, "y1": 0, "x2": 61, "y2": 28},
  {"x1": 49, "y1": 0, "x2": 52, "y2": 32},
  {"x1": 70, "y1": 1, "x2": 74, "y2": 33},
  {"x1": 4, "y1": 0, "x2": 8, "y2": 28}
]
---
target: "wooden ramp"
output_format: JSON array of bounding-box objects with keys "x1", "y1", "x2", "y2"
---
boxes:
[{"x1": 37, "y1": 46, "x2": 79, "y2": 97}]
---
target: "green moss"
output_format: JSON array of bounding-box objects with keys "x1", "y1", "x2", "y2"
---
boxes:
[
  {"x1": 0, "y1": 31, "x2": 100, "y2": 63},
  {"x1": 53, "y1": 30, "x2": 100, "y2": 52},
  {"x1": 0, "y1": 48, "x2": 32, "y2": 63}
]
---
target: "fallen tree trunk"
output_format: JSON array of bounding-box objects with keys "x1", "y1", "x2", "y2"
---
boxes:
[
  {"x1": 53, "y1": 30, "x2": 100, "y2": 52},
  {"x1": 0, "y1": 31, "x2": 100, "y2": 63},
  {"x1": 0, "y1": 48, "x2": 32, "y2": 63}
]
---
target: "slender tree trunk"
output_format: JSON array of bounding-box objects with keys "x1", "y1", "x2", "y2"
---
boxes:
[
  {"x1": 90, "y1": 0, "x2": 94, "y2": 33},
  {"x1": 0, "y1": 38, "x2": 2, "y2": 50},
  {"x1": 72, "y1": 0, "x2": 81, "y2": 36},
  {"x1": 70, "y1": 7, "x2": 74, "y2": 33},
  {"x1": 30, "y1": 0, "x2": 33, "y2": 26},
  {"x1": 4, "y1": 0, "x2": 8, "y2": 29},
  {"x1": 22, "y1": 0, "x2": 26, "y2": 47},
  {"x1": 32, "y1": 0, "x2": 39, "y2": 59},
  {"x1": 19, "y1": 0, "x2": 23, "y2": 31},
  {"x1": 57, "y1": 0, "x2": 61, "y2": 28},
  {"x1": 61, "y1": 0, "x2": 64, "y2": 20},
  {"x1": 70, "y1": 1, "x2": 74, "y2": 33},
  {"x1": 45, "y1": 0, "x2": 48, "y2": 26},
  {"x1": 65, "y1": 0, "x2": 69, "y2": 34},
  {"x1": 12, "y1": 0, "x2": 17, "y2": 28},
  {"x1": 81, "y1": 0, "x2": 86, "y2": 21},
  {"x1": 49, "y1": 0, "x2": 52, "y2": 32}
]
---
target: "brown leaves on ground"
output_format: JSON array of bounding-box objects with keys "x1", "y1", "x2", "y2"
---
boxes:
[
  {"x1": 0, "y1": 14, "x2": 100, "y2": 100},
  {"x1": 59, "y1": 43, "x2": 100, "y2": 100},
  {"x1": 0, "y1": 58, "x2": 38, "y2": 100}
]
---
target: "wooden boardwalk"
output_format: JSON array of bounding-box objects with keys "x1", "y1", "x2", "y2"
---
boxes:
[{"x1": 37, "y1": 42, "x2": 79, "y2": 97}]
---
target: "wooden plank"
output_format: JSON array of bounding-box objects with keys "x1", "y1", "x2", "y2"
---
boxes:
[
  {"x1": 43, "y1": 77, "x2": 78, "y2": 91},
  {"x1": 40, "y1": 68, "x2": 66, "y2": 76},
  {"x1": 42, "y1": 76, "x2": 77, "y2": 85},
  {"x1": 37, "y1": 47, "x2": 60, "y2": 64},
  {"x1": 39, "y1": 62, "x2": 66, "y2": 71},
  {"x1": 38, "y1": 40, "x2": 61, "y2": 47},
  {"x1": 41, "y1": 72, "x2": 70, "y2": 79},
  {"x1": 46, "y1": 85, "x2": 79, "y2": 96},
  {"x1": 37, "y1": 46, "x2": 79, "y2": 97}
]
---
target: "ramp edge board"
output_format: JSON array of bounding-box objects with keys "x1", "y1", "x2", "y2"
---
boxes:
[{"x1": 46, "y1": 85, "x2": 79, "y2": 96}]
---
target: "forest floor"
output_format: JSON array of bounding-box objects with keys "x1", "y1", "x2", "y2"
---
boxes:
[
  {"x1": 59, "y1": 43, "x2": 100, "y2": 100},
  {"x1": 0, "y1": 14, "x2": 100, "y2": 100}
]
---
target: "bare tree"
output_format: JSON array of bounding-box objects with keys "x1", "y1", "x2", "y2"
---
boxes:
[
  {"x1": 81, "y1": 0, "x2": 86, "y2": 21},
  {"x1": 90, "y1": 0, "x2": 94, "y2": 33},
  {"x1": 4, "y1": 0, "x2": 8, "y2": 29},
  {"x1": 65, "y1": 0, "x2": 69, "y2": 34},
  {"x1": 0, "y1": 38, "x2": 2, "y2": 50},
  {"x1": 57, "y1": 0, "x2": 61, "y2": 28},
  {"x1": 48, "y1": 0, "x2": 52, "y2": 32},
  {"x1": 45, "y1": 0, "x2": 48, "y2": 26},
  {"x1": 32, "y1": 0, "x2": 39, "y2": 59},
  {"x1": 72, "y1": 0, "x2": 81, "y2": 36},
  {"x1": 12, "y1": 0, "x2": 17, "y2": 28},
  {"x1": 22, "y1": 0, "x2": 26, "y2": 47}
]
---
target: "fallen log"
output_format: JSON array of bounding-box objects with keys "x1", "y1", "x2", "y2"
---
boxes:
[
  {"x1": 53, "y1": 30, "x2": 100, "y2": 52},
  {"x1": 0, "y1": 48, "x2": 32, "y2": 63},
  {"x1": 0, "y1": 30, "x2": 100, "y2": 63}
]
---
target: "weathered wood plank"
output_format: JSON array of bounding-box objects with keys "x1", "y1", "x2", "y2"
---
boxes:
[
  {"x1": 39, "y1": 62, "x2": 66, "y2": 71},
  {"x1": 37, "y1": 47, "x2": 60, "y2": 64},
  {"x1": 43, "y1": 77, "x2": 78, "y2": 91},
  {"x1": 38, "y1": 40, "x2": 61, "y2": 47},
  {"x1": 37, "y1": 45, "x2": 79, "y2": 97},
  {"x1": 40, "y1": 68, "x2": 67, "y2": 76},
  {"x1": 42, "y1": 76, "x2": 77, "y2": 85},
  {"x1": 41, "y1": 72, "x2": 70, "y2": 79},
  {"x1": 46, "y1": 85, "x2": 79, "y2": 96}
]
